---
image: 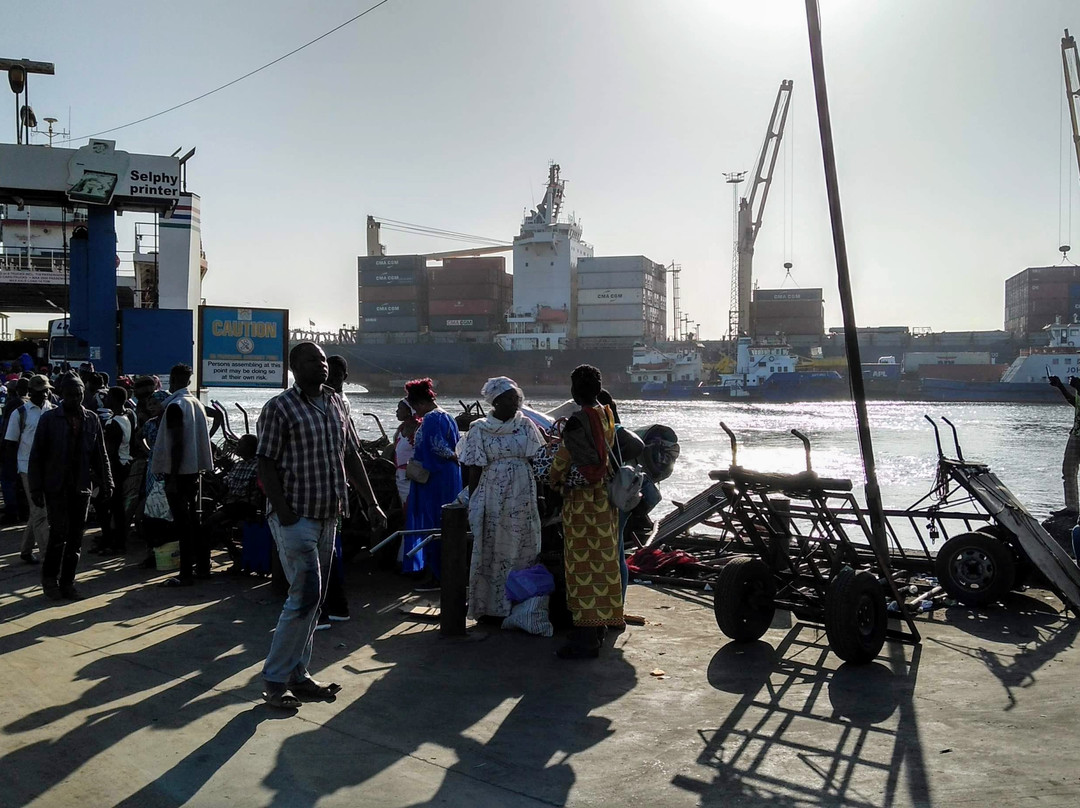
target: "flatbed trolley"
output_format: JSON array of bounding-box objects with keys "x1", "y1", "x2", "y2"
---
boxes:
[{"x1": 650, "y1": 418, "x2": 1080, "y2": 664}]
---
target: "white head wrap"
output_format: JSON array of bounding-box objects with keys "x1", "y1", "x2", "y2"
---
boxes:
[{"x1": 481, "y1": 376, "x2": 522, "y2": 405}]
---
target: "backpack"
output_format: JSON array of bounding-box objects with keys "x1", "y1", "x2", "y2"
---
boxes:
[{"x1": 607, "y1": 432, "x2": 644, "y2": 513}]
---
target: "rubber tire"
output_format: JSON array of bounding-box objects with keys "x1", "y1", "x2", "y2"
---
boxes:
[
  {"x1": 935, "y1": 531, "x2": 1015, "y2": 606},
  {"x1": 976, "y1": 525, "x2": 1032, "y2": 591},
  {"x1": 713, "y1": 557, "x2": 776, "y2": 642},
  {"x1": 824, "y1": 568, "x2": 887, "y2": 665}
]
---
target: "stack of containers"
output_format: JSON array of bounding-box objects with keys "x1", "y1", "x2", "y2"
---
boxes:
[
  {"x1": 358, "y1": 255, "x2": 428, "y2": 332},
  {"x1": 1004, "y1": 265, "x2": 1080, "y2": 338},
  {"x1": 428, "y1": 256, "x2": 510, "y2": 333},
  {"x1": 750, "y1": 288, "x2": 824, "y2": 338},
  {"x1": 575, "y1": 256, "x2": 667, "y2": 344}
]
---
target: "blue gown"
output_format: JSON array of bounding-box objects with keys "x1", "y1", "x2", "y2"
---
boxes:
[{"x1": 403, "y1": 408, "x2": 462, "y2": 577}]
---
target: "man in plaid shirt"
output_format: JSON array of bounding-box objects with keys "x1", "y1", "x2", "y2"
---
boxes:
[{"x1": 257, "y1": 342, "x2": 386, "y2": 709}]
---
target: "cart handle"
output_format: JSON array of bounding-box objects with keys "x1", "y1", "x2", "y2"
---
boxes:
[
  {"x1": 210, "y1": 400, "x2": 240, "y2": 442},
  {"x1": 719, "y1": 421, "x2": 738, "y2": 466},
  {"x1": 362, "y1": 412, "x2": 389, "y2": 441},
  {"x1": 940, "y1": 416, "x2": 965, "y2": 463},
  {"x1": 923, "y1": 414, "x2": 944, "y2": 459},
  {"x1": 791, "y1": 429, "x2": 813, "y2": 472},
  {"x1": 234, "y1": 403, "x2": 250, "y2": 435}
]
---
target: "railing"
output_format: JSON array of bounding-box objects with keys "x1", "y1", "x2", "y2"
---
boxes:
[{"x1": 289, "y1": 328, "x2": 360, "y2": 344}]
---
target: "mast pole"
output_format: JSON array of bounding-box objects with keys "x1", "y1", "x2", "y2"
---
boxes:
[{"x1": 803, "y1": 0, "x2": 888, "y2": 561}]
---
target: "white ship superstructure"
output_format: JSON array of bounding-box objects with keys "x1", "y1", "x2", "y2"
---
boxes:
[
  {"x1": 628, "y1": 343, "x2": 703, "y2": 385},
  {"x1": 507, "y1": 164, "x2": 592, "y2": 346},
  {"x1": 1000, "y1": 319, "x2": 1080, "y2": 382}
]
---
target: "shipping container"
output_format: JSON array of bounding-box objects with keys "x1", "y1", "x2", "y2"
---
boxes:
[
  {"x1": 752, "y1": 319, "x2": 823, "y2": 336},
  {"x1": 428, "y1": 299, "x2": 499, "y2": 316},
  {"x1": 361, "y1": 315, "x2": 420, "y2": 333},
  {"x1": 430, "y1": 257, "x2": 508, "y2": 286},
  {"x1": 577, "y1": 288, "x2": 645, "y2": 306},
  {"x1": 578, "y1": 255, "x2": 665, "y2": 279},
  {"x1": 750, "y1": 300, "x2": 823, "y2": 319},
  {"x1": 757, "y1": 317, "x2": 824, "y2": 335},
  {"x1": 428, "y1": 282, "x2": 502, "y2": 301},
  {"x1": 577, "y1": 304, "x2": 646, "y2": 321},
  {"x1": 362, "y1": 301, "x2": 417, "y2": 318},
  {"x1": 360, "y1": 267, "x2": 421, "y2": 287},
  {"x1": 1030, "y1": 299, "x2": 1071, "y2": 316},
  {"x1": 358, "y1": 254, "x2": 425, "y2": 273},
  {"x1": 902, "y1": 351, "x2": 992, "y2": 372},
  {"x1": 577, "y1": 271, "x2": 664, "y2": 292},
  {"x1": 1026, "y1": 265, "x2": 1080, "y2": 281},
  {"x1": 1029, "y1": 281, "x2": 1071, "y2": 300},
  {"x1": 362, "y1": 285, "x2": 421, "y2": 303},
  {"x1": 429, "y1": 315, "x2": 492, "y2": 331},
  {"x1": 753, "y1": 288, "x2": 824, "y2": 302},
  {"x1": 576, "y1": 320, "x2": 647, "y2": 338}
]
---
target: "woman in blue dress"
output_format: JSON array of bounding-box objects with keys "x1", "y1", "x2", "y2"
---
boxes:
[{"x1": 402, "y1": 378, "x2": 462, "y2": 588}]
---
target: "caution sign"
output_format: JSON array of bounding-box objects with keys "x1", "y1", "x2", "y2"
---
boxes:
[{"x1": 199, "y1": 305, "x2": 289, "y2": 389}]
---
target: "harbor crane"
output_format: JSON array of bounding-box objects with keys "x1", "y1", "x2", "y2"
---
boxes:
[
  {"x1": 1065, "y1": 29, "x2": 1080, "y2": 186},
  {"x1": 727, "y1": 79, "x2": 793, "y2": 337}
]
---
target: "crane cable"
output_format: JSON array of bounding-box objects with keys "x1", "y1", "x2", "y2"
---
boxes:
[{"x1": 59, "y1": 0, "x2": 394, "y2": 145}]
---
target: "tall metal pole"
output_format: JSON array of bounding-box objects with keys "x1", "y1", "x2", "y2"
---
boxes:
[{"x1": 803, "y1": 0, "x2": 888, "y2": 561}]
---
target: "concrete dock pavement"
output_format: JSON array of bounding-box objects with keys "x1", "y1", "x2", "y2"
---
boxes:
[{"x1": 1, "y1": 522, "x2": 1080, "y2": 807}]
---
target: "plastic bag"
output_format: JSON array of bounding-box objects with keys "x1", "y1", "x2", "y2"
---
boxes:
[
  {"x1": 501, "y1": 595, "x2": 554, "y2": 637},
  {"x1": 505, "y1": 564, "x2": 555, "y2": 603}
]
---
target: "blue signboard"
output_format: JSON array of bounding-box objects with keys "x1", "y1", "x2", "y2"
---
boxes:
[
  {"x1": 199, "y1": 305, "x2": 288, "y2": 389},
  {"x1": 120, "y1": 308, "x2": 194, "y2": 379}
]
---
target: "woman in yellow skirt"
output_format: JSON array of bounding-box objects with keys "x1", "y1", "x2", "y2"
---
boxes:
[{"x1": 549, "y1": 364, "x2": 624, "y2": 659}]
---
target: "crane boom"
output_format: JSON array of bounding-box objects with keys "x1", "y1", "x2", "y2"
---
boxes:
[
  {"x1": 729, "y1": 79, "x2": 793, "y2": 336},
  {"x1": 1064, "y1": 29, "x2": 1080, "y2": 187}
]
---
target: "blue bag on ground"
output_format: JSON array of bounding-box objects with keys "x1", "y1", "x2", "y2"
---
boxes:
[{"x1": 505, "y1": 564, "x2": 555, "y2": 604}]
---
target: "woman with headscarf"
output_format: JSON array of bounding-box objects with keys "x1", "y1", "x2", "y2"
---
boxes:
[
  {"x1": 391, "y1": 398, "x2": 421, "y2": 509},
  {"x1": 402, "y1": 378, "x2": 462, "y2": 589},
  {"x1": 457, "y1": 376, "x2": 545, "y2": 622},
  {"x1": 548, "y1": 364, "x2": 623, "y2": 658}
]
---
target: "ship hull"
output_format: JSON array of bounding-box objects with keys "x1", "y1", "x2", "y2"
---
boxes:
[{"x1": 919, "y1": 378, "x2": 1060, "y2": 403}]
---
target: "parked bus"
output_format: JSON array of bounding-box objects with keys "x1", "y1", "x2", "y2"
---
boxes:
[{"x1": 47, "y1": 318, "x2": 89, "y2": 365}]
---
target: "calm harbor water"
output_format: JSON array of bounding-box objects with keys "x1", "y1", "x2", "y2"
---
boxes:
[{"x1": 210, "y1": 387, "x2": 1072, "y2": 522}]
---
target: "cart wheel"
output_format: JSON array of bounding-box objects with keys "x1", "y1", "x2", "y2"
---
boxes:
[
  {"x1": 976, "y1": 526, "x2": 1032, "y2": 591},
  {"x1": 935, "y1": 532, "x2": 1015, "y2": 606},
  {"x1": 714, "y1": 557, "x2": 776, "y2": 642},
  {"x1": 824, "y1": 568, "x2": 887, "y2": 664}
]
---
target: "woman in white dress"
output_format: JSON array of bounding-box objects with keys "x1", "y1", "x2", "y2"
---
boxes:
[
  {"x1": 457, "y1": 377, "x2": 545, "y2": 621},
  {"x1": 391, "y1": 398, "x2": 420, "y2": 508}
]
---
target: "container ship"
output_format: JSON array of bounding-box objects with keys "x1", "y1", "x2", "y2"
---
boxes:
[{"x1": 315, "y1": 164, "x2": 667, "y2": 397}]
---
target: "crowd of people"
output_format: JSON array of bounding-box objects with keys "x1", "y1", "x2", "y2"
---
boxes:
[
  {"x1": 1, "y1": 343, "x2": 664, "y2": 709},
  {"x1": 1, "y1": 361, "x2": 234, "y2": 596}
]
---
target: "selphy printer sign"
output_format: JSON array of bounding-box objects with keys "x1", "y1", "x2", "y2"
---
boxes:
[
  {"x1": 0, "y1": 141, "x2": 180, "y2": 213},
  {"x1": 66, "y1": 140, "x2": 179, "y2": 205},
  {"x1": 199, "y1": 306, "x2": 289, "y2": 389}
]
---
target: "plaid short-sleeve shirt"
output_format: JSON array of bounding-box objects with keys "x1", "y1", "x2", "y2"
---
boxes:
[{"x1": 256, "y1": 385, "x2": 356, "y2": 518}]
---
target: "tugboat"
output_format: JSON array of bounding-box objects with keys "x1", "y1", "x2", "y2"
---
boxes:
[
  {"x1": 633, "y1": 335, "x2": 846, "y2": 401},
  {"x1": 630, "y1": 343, "x2": 704, "y2": 399}
]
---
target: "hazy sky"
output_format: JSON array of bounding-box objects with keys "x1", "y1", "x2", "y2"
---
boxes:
[{"x1": 5, "y1": 0, "x2": 1080, "y2": 338}]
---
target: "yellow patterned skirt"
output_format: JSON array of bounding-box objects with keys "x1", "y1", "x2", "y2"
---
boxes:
[{"x1": 562, "y1": 481, "x2": 624, "y2": 627}]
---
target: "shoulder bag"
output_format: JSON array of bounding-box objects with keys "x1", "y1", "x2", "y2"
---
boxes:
[{"x1": 405, "y1": 459, "x2": 430, "y2": 484}]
